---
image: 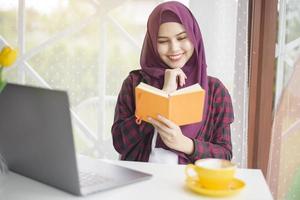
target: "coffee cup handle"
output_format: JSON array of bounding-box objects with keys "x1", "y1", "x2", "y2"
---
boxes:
[{"x1": 185, "y1": 164, "x2": 199, "y2": 181}]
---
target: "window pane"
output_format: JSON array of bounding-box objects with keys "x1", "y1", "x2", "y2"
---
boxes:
[
  {"x1": 0, "y1": 1, "x2": 18, "y2": 46},
  {"x1": 268, "y1": 0, "x2": 300, "y2": 199}
]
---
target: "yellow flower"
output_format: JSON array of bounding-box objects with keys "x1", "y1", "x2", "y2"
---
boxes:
[{"x1": 0, "y1": 46, "x2": 18, "y2": 67}]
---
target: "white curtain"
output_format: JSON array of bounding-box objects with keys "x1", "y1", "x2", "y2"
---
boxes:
[{"x1": 190, "y1": 0, "x2": 248, "y2": 167}]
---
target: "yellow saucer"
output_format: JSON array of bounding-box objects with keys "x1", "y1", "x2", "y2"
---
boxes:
[{"x1": 185, "y1": 178, "x2": 245, "y2": 197}]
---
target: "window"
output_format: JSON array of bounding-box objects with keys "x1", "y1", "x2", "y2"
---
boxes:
[
  {"x1": 267, "y1": 0, "x2": 300, "y2": 199},
  {"x1": 0, "y1": 0, "x2": 248, "y2": 166}
]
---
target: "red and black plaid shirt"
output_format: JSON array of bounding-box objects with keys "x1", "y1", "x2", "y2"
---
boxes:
[{"x1": 111, "y1": 70, "x2": 234, "y2": 164}]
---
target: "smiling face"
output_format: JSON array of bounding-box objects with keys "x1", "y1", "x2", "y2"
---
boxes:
[{"x1": 157, "y1": 22, "x2": 194, "y2": 69}]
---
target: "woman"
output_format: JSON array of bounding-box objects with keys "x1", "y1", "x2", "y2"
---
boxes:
[{"x1": 111, "y1": 1, "x2": 234, "y2": 164}]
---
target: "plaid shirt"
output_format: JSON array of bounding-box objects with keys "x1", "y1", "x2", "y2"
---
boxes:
[{"x1": 111, "y1": 70, "x2": 234, "y2": 164}]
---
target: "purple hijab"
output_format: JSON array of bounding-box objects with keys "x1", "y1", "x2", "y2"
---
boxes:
[{"x1": 140, "y1": 1, "x2": 208, "y2": 138}]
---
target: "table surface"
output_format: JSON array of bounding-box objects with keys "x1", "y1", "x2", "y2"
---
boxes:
[{"x1": 0, "y1": 159, "x2": 273, "y2": 200}]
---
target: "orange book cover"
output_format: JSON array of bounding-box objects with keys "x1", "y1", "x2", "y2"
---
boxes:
[{"x1": 135, "y1": 82, "x2": 205, "y2": 126}]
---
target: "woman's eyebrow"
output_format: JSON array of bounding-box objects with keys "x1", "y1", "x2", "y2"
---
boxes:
[
  {"x1": 158, "y1": 31, "x2": 187, "y2": 39},
  {"x1": 176, "y1": 31, "x2": 186, "y2": 36},
  {"x1": 157, "y1": 36, "x2": 169, "y2": 39}
]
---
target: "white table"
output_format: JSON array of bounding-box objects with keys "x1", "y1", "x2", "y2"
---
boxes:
[{"x1": 0, "y1": 160, "x2": 273, "y2": 200}]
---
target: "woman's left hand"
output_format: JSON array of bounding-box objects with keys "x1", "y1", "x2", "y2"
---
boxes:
[{"x1": 148, "y1": 115, "x2": 194, "y2": 155}]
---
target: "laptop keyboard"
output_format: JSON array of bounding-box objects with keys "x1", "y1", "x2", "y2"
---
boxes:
[{"x1": 79, "y1": 171, "x2": 114, "y2": 187}]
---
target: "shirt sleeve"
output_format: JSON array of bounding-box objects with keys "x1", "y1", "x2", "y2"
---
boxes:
[
  {"x1": 188, "y1": 125, "x2": 232, "y2": 161},
  {"x1": 187, "y1": 79, "x2": 234, "y2": 162},
  {"x1": 111, "y1": 74, "x2": 153, "y2": 161}
]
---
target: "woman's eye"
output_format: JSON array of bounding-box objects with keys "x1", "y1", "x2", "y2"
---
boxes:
[
  {"x1": 157, "y1": 40, "x2": 168, "y2": 44},
  {"x1": 178, "y1": 36, "x2": 187, "y2": 41}
]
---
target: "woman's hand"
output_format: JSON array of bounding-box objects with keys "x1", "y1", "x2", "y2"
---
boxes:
[
  {"x1": 162, "y1": 68, "x2": 187, "y2": 94},
  {"x1": 148, "y1": 115, "x2": 194, "y2": 155}
]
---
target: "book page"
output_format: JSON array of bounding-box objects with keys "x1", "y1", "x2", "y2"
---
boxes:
[
  {"x1": 170, "y1": 84, "x2": 203, "y2": 96},
  {"x1": 136, "y1": 82, "x2": 168, "y2": 98}
]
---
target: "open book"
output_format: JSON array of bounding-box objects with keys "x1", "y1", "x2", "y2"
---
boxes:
[{"x1": 135, "y1": 82, "x2": 205, "y2": 126}]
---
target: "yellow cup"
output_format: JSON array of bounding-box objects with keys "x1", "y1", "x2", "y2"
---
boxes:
[{"x1": 185, "y1": 158, "x2": 236, "y2": 190}]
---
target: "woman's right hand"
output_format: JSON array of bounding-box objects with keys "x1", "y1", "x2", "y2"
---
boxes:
[{"x1": 162, "y1": 68, "x2": 187, "y2": 94}]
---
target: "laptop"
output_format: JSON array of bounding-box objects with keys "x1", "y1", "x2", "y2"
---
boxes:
[{"x1": 0, "y1": 83, "x2": 152, "y2": 196}]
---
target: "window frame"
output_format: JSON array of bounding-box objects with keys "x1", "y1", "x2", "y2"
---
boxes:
[{"x1": 248, "y1": 0, "x2": 278, "y2": 176}]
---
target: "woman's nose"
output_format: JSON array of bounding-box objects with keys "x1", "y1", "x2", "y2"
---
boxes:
[{"x1": 170, "y1": 40, "x2": 180, "y2": 52}]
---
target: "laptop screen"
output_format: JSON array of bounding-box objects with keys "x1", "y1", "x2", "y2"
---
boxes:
[{"x1": 0, "y1": 83, "x2": 81, "y2": 195}]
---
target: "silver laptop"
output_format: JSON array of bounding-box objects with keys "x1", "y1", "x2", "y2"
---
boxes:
[{"x1": 0, "y1": 83, "x2": 151, "y2": 196}]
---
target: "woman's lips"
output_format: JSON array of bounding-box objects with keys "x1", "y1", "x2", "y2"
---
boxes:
[{"x1": 168, "y1": 53, "x2": 184, "y2": 61}]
